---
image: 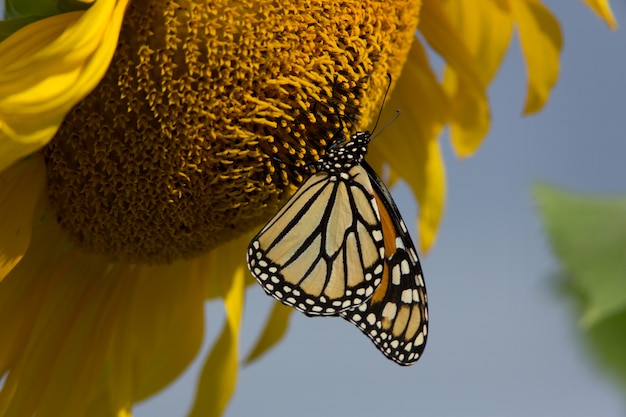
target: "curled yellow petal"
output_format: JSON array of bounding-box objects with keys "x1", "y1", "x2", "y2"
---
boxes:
[
  {"x1": 0, "y1": 155, "x2": 46, "y2": 282},
  {"x1": 441, "y1": 0, "x2": 514, "y2": 84},
  {"x1": 0, "y1": 0, "x2": 129, "y2": 173},
  {"x1": 443, "y1": 76, "x2": 490, "y2": 158},
  {"x1": 510, "y1": 0, "x2": 563, "y2": 115},
  {"x1": 582, "y1": 0, "x2": 618, "y2": 29},
  {"x1": 245, "y1": 302, "x2": 294, "y2": 364},
  {"x1": 440, "y1": 0, "x2": 514, "y2": 157},
  {"x1": 419, "y1": 0, "x2": 485, "y2": 93}
]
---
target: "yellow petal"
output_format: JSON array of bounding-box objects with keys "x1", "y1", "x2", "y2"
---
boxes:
[
  {"x1": 440, "y1": 0, "x2": 514, "y2": 157},
  {"x1": 370, "y1": 39, "x2": 447, "y2": 251},
  {"x1": 105, "y1": 262, "x2": 207, "y2": 404},
  {"x1": 0, "y1": 0, "x2": 129, "y2": 173},
  {"x1": 582, "y1": 0, "x2": 618, "y2": 30},
  {"x1": 510, "y1": 0, "x2": 563, "y2": 114},
  {"x1": 188, "y1": 265, "x2": 245, "y2": 417},
  {"x1": 0, "y1": 16, "x2": 39, "y2": 42},
  {"x1": 443, "y1": 76, "x2": 490, "y2": 158},
  {"x1": 178, "y1": 233, "x2": 253, "y2": 414},
  {"x1": 0, "y1": 214, "x2": 207, "y2": 415},
  {"x1": 385, "y1": 39, "x2": 449, "y2": 149},
  {"x1": 442, "y1": 0, "x2": 514, "y2": 83},
  {"x1": 0, "y1": 155, "x2": 46, "y2": 282},
  {"x1": 0, "y1": 222, "x2": 118, "y2": 417},
  {"x1": 419, "y1": 0, "x2": 486, "y2": 93},
  {"x1": 244, "y1": 302, "x2": 294, "y2": 364},
  {"x1": 200, "y1": 233, "x2": 257, "y2": 301},
  {"x1": 417, "y1": 138, "x2": 446, "y2": 252}
]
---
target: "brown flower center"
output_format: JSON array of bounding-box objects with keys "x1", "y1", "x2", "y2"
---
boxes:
[{"x1": 43, "y1": 0, "x2": 420, "y2": 263}]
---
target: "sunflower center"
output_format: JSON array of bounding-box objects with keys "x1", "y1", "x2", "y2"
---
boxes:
[{"x1": 42, "y1": 0, "x2": 420, "y2": 263}]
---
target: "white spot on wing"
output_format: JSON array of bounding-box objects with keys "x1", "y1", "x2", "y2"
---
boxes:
[
  {"x1": 417, "y1": 274, "x2": 425, "y2": 286},
  {"x1": 392, "y1": 264, "x2": 401, "y2": 285},
  {"x1": 400, "y1": 259, "x2": 410, "y2": 275}
]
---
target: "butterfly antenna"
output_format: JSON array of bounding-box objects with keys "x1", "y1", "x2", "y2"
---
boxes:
[
  {"x1": 370, "y1": 74, "x2": 400, "y2": 141},
  {"x1": 370, "y1": 73, "x2": 393, "y2": 135},
  {"x1": 371, "y1": 109, "x2": 401, "y2": 141}
]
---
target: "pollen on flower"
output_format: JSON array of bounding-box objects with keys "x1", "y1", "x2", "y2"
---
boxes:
[{"x1": 42, "y1": 0, "x2": 420, "y2": 263}]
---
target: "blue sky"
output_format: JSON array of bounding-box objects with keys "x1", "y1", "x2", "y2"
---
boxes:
[{"x1": 131, "y1": 2, "x2": 626, "y2": 416}]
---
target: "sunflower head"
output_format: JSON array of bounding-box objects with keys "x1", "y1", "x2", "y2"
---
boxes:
[{"x1": 42, "y1": 0, "x2": 421, "y2": 263}]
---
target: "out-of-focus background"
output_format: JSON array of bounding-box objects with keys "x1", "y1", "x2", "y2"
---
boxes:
[{"x1": 140, "y1": 1, "x2": 622, "y2": 416}]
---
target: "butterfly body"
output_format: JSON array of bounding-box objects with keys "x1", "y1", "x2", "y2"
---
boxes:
[{"x1": 247, "y1": 130, "x2": 428, "y2": 365}]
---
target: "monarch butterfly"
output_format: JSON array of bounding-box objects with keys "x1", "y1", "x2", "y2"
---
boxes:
[{"x1": 247, "y1": 102, "x2": 428, "y2": 366}]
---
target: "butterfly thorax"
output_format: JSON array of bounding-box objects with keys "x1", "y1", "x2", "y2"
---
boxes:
[{"x1": 314, "y1": 131, "x2": 372, "y2": 174}]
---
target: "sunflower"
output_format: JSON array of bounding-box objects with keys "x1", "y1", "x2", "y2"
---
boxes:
[{"x1": 0, "y1": 0, "x2": 617, "y2": 416}]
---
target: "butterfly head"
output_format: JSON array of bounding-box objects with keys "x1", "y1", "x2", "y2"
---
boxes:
[{"x1": 315, "y1": 131, "x2": 372, "y2": 174}]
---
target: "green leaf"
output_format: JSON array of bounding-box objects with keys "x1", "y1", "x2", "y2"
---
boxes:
[
  {"x1": 535, "y1": 183, "x2": 626, "y2": 327},
  {"x1": 1, "y1": 0, "x2": 90, "y2": 41},
  {"x1": 535, "y1": 183, "x2": 626, "y2": 388},
  {"x1": 5, "y1": 0, "x2": 59, "y2": 18},
  {"x1": 4, "y1": 0, "x2": 90, "y2": 19},
  {"x1": 587, "y1": 309, "x2": 626, "y2": 387}
]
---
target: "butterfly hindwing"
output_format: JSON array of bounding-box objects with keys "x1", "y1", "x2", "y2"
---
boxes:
[
  {"x1": 247, "y1": 163, "x2": 386, "y2": 316},
  {"x1": 340, "y1": 162, "x2": 428, "y2": 365}
]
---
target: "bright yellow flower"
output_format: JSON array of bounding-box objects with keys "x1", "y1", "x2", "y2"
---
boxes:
[{"x1": 0, "y1": 0, "x2": 617, "y2": 416}]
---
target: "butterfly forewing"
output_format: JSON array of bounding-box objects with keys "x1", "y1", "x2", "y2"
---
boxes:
[
  {"x1": 340, "y1": 162, "x2": 428, "y2": 366},
  {"x1": 247, "y1": 164, "x2": 386, "y2": 316}
]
